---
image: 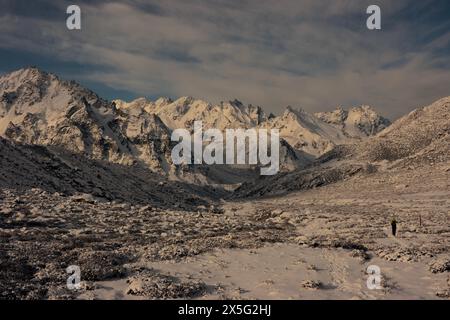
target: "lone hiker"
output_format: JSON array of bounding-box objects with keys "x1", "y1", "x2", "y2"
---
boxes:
[{"x1": 391, "y1": 216, "x2": 397, "y2": 237}]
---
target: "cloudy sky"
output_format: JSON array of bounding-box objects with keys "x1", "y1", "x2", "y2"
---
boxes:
[{"x1": 0, "y1": 0, "x2": 449, "y2": 119}]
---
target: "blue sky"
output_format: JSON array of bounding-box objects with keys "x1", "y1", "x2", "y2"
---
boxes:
[{"x1": 0, "y1": 0, "x2": 449, "y2": 118}]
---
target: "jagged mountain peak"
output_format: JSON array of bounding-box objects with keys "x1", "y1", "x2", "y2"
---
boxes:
[
  {"x1": 316, "y1": 107, "x2": 348, "y2": 122},
  {"x1": 174, "y1": 95, "x2": 196, "y2": 106},
  {"x1": 354, "y1": 104, "x2": 373, "y2": 111},
  {"x1": 115, "y1": 94, "x2": 268, "y2": 130},
  {"x1": 155, "y1": 96, "x2": 173, "y2": 106},
  {"x1": 113, "y1": 97, "x2": 150, "y2": 110},
  {"x1": 0, "y1": 67, "x2": 396, "y2": 179},
  {"x1": 315, "y1": 105, "x2": 390, "y2": 137},
  {"x1": 263, "y1": 104, "x2": 391, "y2": 158},
  {"x1": 0, "y1": 67, "x2": 58, "y2": 94},
  {"x1": 0, "y1": 68, "x2": 176, "y2": 173},
  {"x1": 1, "y1": 66, "x2": 52, "y2": 81},
  {"x1": 282, "y1": 106, "x2": 311, "y2": 120},
  {"x1": 228, "y1": 98, "x2": 244, "y2": 109},
  {"x1": 348, "y1": 105, "x2": 386, "y2": 119},
  {"x1": 283, "y1": 105, "x2": 299, "y2": 114},
  {"x1": 114, "y1": 96, "x2": 174, "y2": 112},
  {"x1": 0, "y1": 67, "x2": 105, "y2": 111},
  {"x1": 281, "y1": 106, "x2": 320, "y2": 125}
]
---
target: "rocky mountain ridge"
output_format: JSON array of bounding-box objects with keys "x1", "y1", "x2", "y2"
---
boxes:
[
  {"x1": 0, "y1": 68, "x2": 174, "y2": 173},
  {"x1": 1, "y1": 67, "x2": 391, "y2": 183},
  {"x1": 115, "y1": 96, "x2": 390, "y2": 159}
]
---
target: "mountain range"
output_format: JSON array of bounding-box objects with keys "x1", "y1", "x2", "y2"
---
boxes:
[{"x1": 2, "y1": 67, "x2": 448, "y2": 192}]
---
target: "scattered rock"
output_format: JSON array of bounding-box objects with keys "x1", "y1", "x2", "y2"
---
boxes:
[
  {"x1": 126, "y1": 271, "x2": 206, "y2": 299},
  {"x1": 301, "y1": 280, "x2": 322, "y2": 289},
  {"x1": 429, "y1": 258, "x2": 450, "y2": 273}
]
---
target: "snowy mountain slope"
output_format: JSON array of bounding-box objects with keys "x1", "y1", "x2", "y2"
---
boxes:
[
  {"x1": 260, "y1": 106, "x2": 375, "y2": 158},
  {"x1": 0, "y1": 67, "x2": 391, "y2": 185},
  {"x1": 355, "y1": 97, "x2": 450, "y2": 162},
  {"x1": 0, "y1": 136, "x2": 214, "y2": 208},
  {"x1": 116, "y1": 98, "x2": 389, "y2": 160},
  {"x1": 0, "y1": 67, "x2": 173, "y2": 172},
  {"x1": 114, "y1": 97, "x2": 267, "y2": 131},
  {"x1": 315, "y1": 106, "x2": 391, "y2": 138},
  {"x1": 234, "y1": 97, "x2": 449, "y2": 198}
]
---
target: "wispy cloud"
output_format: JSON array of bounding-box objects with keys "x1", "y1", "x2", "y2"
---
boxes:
[{"x1": 0, "y1": 0, "x2": 449, "y2": 118}]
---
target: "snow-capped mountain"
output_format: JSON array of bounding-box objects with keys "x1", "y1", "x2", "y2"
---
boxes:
[
  {"x1": 114, "y1": 97, "x2": 267, "y2": 131},
  {"x1": 116, "y1": 97, "x2": 390, "y2": 159},
  {"x1": 315, "y1": 106, "x2": 391, "y2": 138},
  {"x1": 0, "y1": 67, "x2": 172, "y2": 172},
  {"x1": 260, "y1": 105, "x2": 389, "y2": 158},
  {"x1": 0, "y1": 67, "x2": 391, "y2": 183},
  {"x1": 236, "y1": 96, "x2": 450, "y2": 198}
]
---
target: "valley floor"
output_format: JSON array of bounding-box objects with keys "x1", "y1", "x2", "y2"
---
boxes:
[{"x1": 1, "y1": 164, "x2": 449, "y2": 299}]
